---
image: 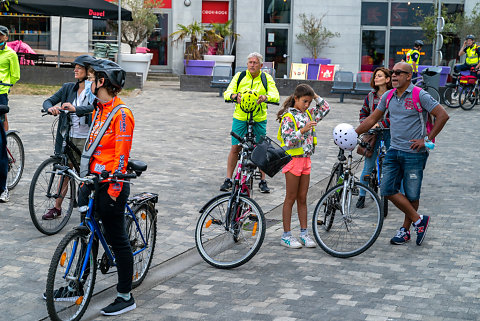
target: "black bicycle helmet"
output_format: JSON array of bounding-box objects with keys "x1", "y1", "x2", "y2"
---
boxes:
[
  {"x1": 0, "y1": 25, "x2": 9, "y2": 36},
  {"x1": 72, "y1": 55, "x2": 96, "y2": 68},
  {"x1": 414, "y1": 40, "x2": 424, "y2": 47},
  {"x1": 466, "y1": 34, "x2": 475, "y2": 40},
  {"x1": 90, "y1": 59, "x2": 126, "y2": 89}
]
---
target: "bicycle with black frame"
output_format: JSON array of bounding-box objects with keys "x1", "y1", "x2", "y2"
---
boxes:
[{"x1": 28, "y1": 109, "x2": 83, "y2": 235}]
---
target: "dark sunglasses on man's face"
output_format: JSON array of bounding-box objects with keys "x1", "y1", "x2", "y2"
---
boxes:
[{"x1": 391, "y1": 70, "x2": 409, "y2": 76}]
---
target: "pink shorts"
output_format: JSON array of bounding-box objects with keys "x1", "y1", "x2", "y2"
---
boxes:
[{"x1": 282, "y1": 157, "x2": 312, "y2": 176}]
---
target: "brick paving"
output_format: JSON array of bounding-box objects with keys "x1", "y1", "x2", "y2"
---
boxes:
[{"x1": 0, "y1": 80, "x2": 479, "y2": 320}]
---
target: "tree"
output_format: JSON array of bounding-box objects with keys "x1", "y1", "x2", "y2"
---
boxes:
[
  {"x1": 452, "y1": 3, "x2": 480, "y2": 40},
  {"x1": 207, "y1": 20, "x2": 239, "y2": 55},
  {"x1": 417, "y1": 4, "x2": 458, "y2": 45},
  {"x1": 170, "y1": 21, "x2": 206, "y2": 60},
  {"x1": 110, "y1": 0, "x2": 160, "y2": 54},
  {"x1": 296, "y1": 13, "x2": 339, "y2": 59}
]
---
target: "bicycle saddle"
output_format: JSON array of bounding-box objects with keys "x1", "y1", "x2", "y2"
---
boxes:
[
  {"x1": 127, "y1": 159, "x2": 147, "y2": 173},
  {"x1": 0, "y1": 105, "x2": 9, "y2": 116}
]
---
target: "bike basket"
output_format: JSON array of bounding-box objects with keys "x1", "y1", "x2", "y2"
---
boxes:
[
  {"x1": 459, "y1": 75, "x2": 477, "y2": 85},
  {"x1": 251, "y1": 136, "x2": 292, "y2": 178}
]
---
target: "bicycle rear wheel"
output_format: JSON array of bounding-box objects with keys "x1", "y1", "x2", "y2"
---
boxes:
[
  {"x1": 29, "y1": 157, "x2": 75, "y2": 235},
  {"x1": 442, "y1": 85, "x2": 461, "y2": 108},
  {"x1": 126, "y1": 203, "x2": 157, "y2": 288},
  {"x1": 195, "y1": 194, "x2": 265, "y2": 269},
  {"x1": 459, "y1": 86, "x2": 478, "y2": 110},
  {"x1": 424, "y1": 86, "x2": 441, "y2": 103},
  {"x1": 317, "y1": 162, "x2": 343, "y2": 227},
  {"x1": 312, "y1": 182, "x2": 383, "y2": 258},
  {"x1": 5, "y1": 131, "x2": 24, "y2": 190},
  {"x1": 46, "y1": 229, "x2": 97, "y2": 321},
  {"x1": 368, "y1": 169, "x2": 388, "y2": 218}
]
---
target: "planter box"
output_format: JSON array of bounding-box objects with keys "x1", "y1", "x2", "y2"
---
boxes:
[
  {"x1": 119, "y1": 53, "x2": 153, "y2": 85},
  {"x1": 203, "y1": 55, "x2": 235, "y2": 68},
  {"x1": 184, "y1": 60, "x2": 215, "y2": 76},
  {"x1": 302, "y1": 58, "x2": 331, "y2": 80}
]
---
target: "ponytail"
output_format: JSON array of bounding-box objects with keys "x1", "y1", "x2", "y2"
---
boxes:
[{"x1": 276, "y1": 95, "x2": 295, "y2": 122}]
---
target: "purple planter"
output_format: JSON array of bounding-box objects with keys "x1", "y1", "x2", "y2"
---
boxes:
[
  {"x1": 417, "y1": 65, "x2": 451, "y2": 87},
  {"x1": 301, "y1": 58, "x2": 331, "y2": 80},
  {"x1": 184, "y1": 60, "x2": 215, "y2": 76}
]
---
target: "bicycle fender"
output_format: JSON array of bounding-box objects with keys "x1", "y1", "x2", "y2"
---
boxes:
[
  {"x1": 5, "y1": 130, "x2": 19, "y2": 135},
  {"x1": 199, "y1": 192, "x2": 231, "y2": 213}
]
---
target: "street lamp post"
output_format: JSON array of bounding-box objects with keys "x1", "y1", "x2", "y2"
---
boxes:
[{"x1": 117, "y1": 0, "x2": 122, "y2": 63}]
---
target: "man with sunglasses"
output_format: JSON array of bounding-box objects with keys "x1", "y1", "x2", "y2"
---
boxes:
[{"x1": 355, "y1": 62, "x2": 449, "y2": 246}]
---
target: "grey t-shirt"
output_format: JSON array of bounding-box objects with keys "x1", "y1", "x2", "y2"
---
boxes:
[{"x1": 376, "y1": 83, "x2": 438, "y2": 153}]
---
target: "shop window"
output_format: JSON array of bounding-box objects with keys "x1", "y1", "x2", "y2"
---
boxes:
[
  {"x1": 361, "y1": 2, "x2": 388, "y2": 26},
  {"x1": 391, "y1": 2, "x2": 434, "y2": 27},
  {"x1": 91, "y1": 20, "x2": 117, "y2": 48},
  {"x1": 264, "y1": 0, "x2": 291, "y2": 24},
  {"x1": 361, "y1": 30, "x2": 385, "y2": 71},
  {"x1": 389, "y1": 29, "x2": 431, "y2": 69},
  {"x1": 2, "y1": 14, "x2": 50, "y2": 49}
]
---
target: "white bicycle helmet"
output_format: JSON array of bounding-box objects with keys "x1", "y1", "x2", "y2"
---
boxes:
[{"x1": 333, "y1": 123, "x2": 358, "y2": 151}]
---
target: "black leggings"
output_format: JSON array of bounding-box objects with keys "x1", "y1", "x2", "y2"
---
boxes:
[{"x1": 79, "y1": 182, "x2": 133, "y2": 293}]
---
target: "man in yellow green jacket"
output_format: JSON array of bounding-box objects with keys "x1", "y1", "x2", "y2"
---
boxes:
[
  {"x1": 220, "y1": 52, "x2": 280, "y2": 193},
  {"x1": 0, "y1": 25, "x2": 20, "y2": 202}
]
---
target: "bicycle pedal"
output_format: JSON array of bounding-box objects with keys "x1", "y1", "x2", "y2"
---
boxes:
[
  {"x1": 99, "y1": 252, "x2": 111, "y2": 274},
  {"x1": 248, "y1": 214, "x2": 258, "y2": 222}
]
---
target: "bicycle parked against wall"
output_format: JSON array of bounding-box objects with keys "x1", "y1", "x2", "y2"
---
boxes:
[
  {"x1": 0, "y1": 82, "x2": 25, "y2": 190},
  {"x1": 45, "y1": 161, "x2": 157, "y2": 321},
  {"x1": 312, "y1": 123, "x2": 383, "y2": 258},
  {"x1": 29, "y1": 110, "x2": 82, "y2": 235}
]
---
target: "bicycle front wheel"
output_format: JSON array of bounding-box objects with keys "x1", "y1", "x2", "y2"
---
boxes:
[
  {"x1": 195, "y1": 194, "x2": 266, "y2": 269},
  {"x1": 29, "y1": 157, "x2": 75, "y2": 235},
  {"x1": 46, "y1": 229, "x2": 97, "y2": 321},
  {"x1": 442, "y1": 85, "x2": 461, "y2": 108},
  {"x1": 126, "y1": 203, "x2": 157, "y2": 288},
  {"x1": 424, "y1": 86, "x2": 441, "y2": 103},
  {"x1": 6, "y1": 131, "x2": 25, "y2": 190},
  {"x1": 459, "y1": 86, "x2": 478, "y2": 110},
  {"x1": 312, "y1": 182, "x2": 384, "y2": 258}
]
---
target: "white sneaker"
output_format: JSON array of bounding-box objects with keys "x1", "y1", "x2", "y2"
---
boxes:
[
  {"x1": 299, "y1": 234, "x2": 317, "y2": 248},
  {"x1": 0, "y1": 188, "x2": 9, "y2": 203},
  {"x1": 280, "y1": 235, "x2": 302, "y2": 249}
]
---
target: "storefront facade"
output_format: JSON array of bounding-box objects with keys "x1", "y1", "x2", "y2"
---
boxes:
[{"x1": 2, "y1": 0, "x2": 477, "y2": 76}]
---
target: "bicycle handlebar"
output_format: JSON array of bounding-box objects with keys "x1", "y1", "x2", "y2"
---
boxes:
[
  {"x1": 230, "y1": 131, "x2": 245, "y2": 144},
  {"x1": 224, "y1": 98, "x2": 279, "y2": 106},
  {"x1": 367, "y1": 127, "x2": 389, "y2": 135},
  {"x1": 100, "y1": 170, "x2": 137, "y2": 180},
  {"x1": 41, "y1": 109, "x2": 74, "y2": 117}
]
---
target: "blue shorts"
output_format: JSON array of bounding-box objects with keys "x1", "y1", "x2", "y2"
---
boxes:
[
  {"x1": 380, "y1": 149, "x2": 428, "y2": 201},
  {"x1": 231, "y1": 118, "x2": 267, "y2": 145}
]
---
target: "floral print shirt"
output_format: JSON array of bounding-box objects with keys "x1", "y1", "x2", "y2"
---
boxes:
[{"x1": 279, "y1": 97, "x2": 330, "y2": 157}]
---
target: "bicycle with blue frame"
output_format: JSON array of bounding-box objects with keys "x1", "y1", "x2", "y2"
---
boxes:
[
  {"x1": 45, "y1": 161, "x2": 157, "y2": 321},
  {"x1": 0, "y1": 81, "x2": 25, "y2": 190}
]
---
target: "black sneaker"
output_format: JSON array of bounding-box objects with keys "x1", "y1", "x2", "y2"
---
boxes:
[
  {"x1": 43, "y1": 285, "x2": 84, "y2": 302},
  {"x1": 220, "y1": 178, "x2": 233, "y2": 191},
  {"x1": 356, "y1": 196, "x2": 365, "y2": 208},
  {"x1": 259, "y1": 180, "x2": 270, "y2": 193},
  {"x1": 101, "y1": 295, "x2": 136, "y2": 316}
]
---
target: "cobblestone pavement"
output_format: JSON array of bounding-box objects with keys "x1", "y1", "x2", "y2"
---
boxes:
[{"x1": 0, "y1": 81, "x2": 479, "y2": 321}]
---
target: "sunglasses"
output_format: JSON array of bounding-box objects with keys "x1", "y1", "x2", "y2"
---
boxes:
[{"x1": 391, "y1": 70, "x2": 410, "y2": 76}]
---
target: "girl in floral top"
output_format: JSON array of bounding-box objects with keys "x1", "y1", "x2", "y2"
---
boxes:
[{"x1": 276, "y1": 84, "x2": 330, "y2": 249}]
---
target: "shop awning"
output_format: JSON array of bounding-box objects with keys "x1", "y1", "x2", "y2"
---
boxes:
[{"x1": 0, "y1": 0, "x2": 132, "y2": 21}]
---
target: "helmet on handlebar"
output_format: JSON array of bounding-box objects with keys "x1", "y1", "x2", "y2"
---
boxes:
[
  {"x1": 466, "y1": 34, "x2": 475, "y2": 40},
  {"x1": 333, "y1": 123, "x2": 358, "y2": 151},
  {"x1": 414, "y1": 40, "x2": 424, "y2": 47},
  {"x1": 240, "y1": 90, "x2": 259, "y2": 113}
]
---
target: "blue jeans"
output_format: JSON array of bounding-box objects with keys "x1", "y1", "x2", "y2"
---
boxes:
[
  {"x1": 380, "y1": 149, "x2": 428, "y2": 201},
  {"x1": 359, "y1": 130, "x2": 390, "y2": 196},
  {"x1": 0, "y1": 94, "x2": 8, "y2": 193}
]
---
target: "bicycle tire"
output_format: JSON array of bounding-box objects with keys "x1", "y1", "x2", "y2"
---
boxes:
[
  {"x1": 29, "y1": 157, "x2": 75, "y2": 235},
  {"x1": 195, "y1": 194, "x2": 266, "y2": 269},
  {"x1": 5, "y1": 131, "x2": 25, "y2": 190},
  {"x1": 424, "y1": 86, "x2": 441, "y2": 103},
  {"x1": 442, "y1": 85, "x2": 461, "y2": 108},
  {"x1": 459, "y1": 86, "x2": 478, "y2": 110},
  {"x1": 46, "y1": 229, "x2": 97, "y2": 321},
  {"x1": 312, "y1": 182, "x2": 384, "y2": 258},
  {"x1": 126, "y1": 203, "x2": 157, "y2": 288},
  {"x1": 317, "y1": 162, "x2": 342, "y2": 227}
]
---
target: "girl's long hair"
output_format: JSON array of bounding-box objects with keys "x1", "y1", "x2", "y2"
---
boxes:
[
  {"x1": 370, "y1": 67, "x2": 393, "y2": 92},
  {"x1": 276, "y1": 84, "x2": 315, "y2": 122}
]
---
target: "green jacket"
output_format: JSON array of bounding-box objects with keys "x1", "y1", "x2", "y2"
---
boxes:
[
  {"x1": 223, "y1": 70, "x2": 280, "y2": 122},
  {"x1": 0, "y1": 44, "x2": 20, "y2": 95}
]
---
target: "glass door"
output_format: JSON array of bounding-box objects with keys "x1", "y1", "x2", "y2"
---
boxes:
[
  {"x1": 147, "y1": 13, "x2": 170, "y2": 67},
  {"x1": 361, "y1": 30, "x2": 386, "y2": 71},
  {"x1": 264, "y1": 28, "x2": 289, "y2": 78}
]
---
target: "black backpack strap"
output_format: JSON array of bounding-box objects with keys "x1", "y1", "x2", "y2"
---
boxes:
[
  {"x1": 236, "y1": 70, "x2": 268, "y2": 94},
  {"x1": 236, "y1": 71, "x2": 247, "y2": 92}
]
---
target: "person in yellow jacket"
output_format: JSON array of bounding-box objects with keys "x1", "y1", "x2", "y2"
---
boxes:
[
  {"x1": 454, "y1": 35, "x2": 480, "y2": 74},
  {"x1": 220, "y1": 52, "x2": 280, "y2": 193},
  {"x1": 0, "y1": 25, "x2": 20, "y2": 203},
  {"x1": 402, "y1": 40, "x2": 423, "y2": 81}
]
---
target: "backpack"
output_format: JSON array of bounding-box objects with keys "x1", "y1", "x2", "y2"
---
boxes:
[
  {"x1": 236, "y1": 71, "x2": 268, "y2": 94},
  {"x1": 385, "y1": 86, "x2": 435, "y2": 143}
]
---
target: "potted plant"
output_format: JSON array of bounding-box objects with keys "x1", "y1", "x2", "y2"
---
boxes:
[
  {"x1": 203, "y1": 20, "x2": 239, "y2": 68},
  {"x1": 110, "y1": 0, "x2": 158, "y2": 84},
  {"x1": 170, "y1": 21, "x2": 215, "y2": 76},
  {"x1": 296, "y1": 13, "x2": 339, "y2": 80}
]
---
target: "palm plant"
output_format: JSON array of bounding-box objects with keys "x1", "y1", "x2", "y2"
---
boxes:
[
  {"x1": 208, "y1": 20, "x2": 239, "y2": 55},
  {"x1": 170, "y1": 21, "x2": 206, "y2": 60}
]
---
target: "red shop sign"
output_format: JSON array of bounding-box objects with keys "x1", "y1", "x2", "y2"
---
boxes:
[{"x1": 202, "y1": 1, "x2": 229, "y2": 24}]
